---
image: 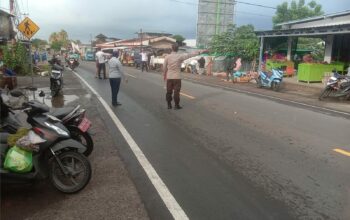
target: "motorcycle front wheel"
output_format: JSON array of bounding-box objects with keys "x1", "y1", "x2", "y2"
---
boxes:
[
  {"x1": 319, "y1": 87, "x2": 332, "y2": 100},
  {"x1": 255, "y1": 77, "x2": 263, "y2": 88},
  {"x1": 50, "y1": 151, "x2": 91, "y2": 193}
]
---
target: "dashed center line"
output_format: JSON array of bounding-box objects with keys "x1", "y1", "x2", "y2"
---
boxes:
[
  {"x1": 180, "y1": 92, "x2": 195, "y2": 99},
  {"x1": 333, "y1": 148, "x2": 350, "y2": 157},
  {"x1": 163, "y1": 87, "x2": 196, "y2": 99}
]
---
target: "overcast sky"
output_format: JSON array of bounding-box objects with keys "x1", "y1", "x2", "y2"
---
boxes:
[{"x1": 1, "y1": 0, "x2": 350, "y2": 43}]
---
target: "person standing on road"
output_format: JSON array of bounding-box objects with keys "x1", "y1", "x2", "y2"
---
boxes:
[
  {"x1": 224, "y1": 55, "x2": 234, "y2": 82},
  {"x1": 140, "y1": 50, "x2": 148, "y2": 72},
  {"x1": 108, "y1": 51, "x2": 128, "y2": 107},
  {"x1": 163, "y1": 43, "x2": 206, "y2": 110},
  {"x1": 190, "y1": 59, "x2": 198, "y2": 74},
  {"x1": 95, "y1": 48, "x2": 108, "y2": 79},
  {"x1": 198, "y1": 56, "x2": 206, "y2": 75}
]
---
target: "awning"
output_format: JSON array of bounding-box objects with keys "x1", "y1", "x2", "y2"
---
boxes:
[{"x1": 256, "y1": 24, "x2": 350, "y2": 38}]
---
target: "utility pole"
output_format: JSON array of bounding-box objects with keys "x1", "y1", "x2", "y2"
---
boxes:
[
  {"x1": 9, "y1": 0, "x2": 14, "y2": 14},
  {"x1": 140, "y1": 28, "x2": 143, "y2": 51}
]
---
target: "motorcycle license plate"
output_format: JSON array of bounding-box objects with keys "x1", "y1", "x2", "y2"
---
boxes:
[{"x1": 78, "y1": 117, "x2": 91, "y2": 132}]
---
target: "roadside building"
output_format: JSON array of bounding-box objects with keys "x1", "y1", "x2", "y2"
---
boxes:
[
  {"x1": 256, "y1": 10, "x2": 350, "y2": 83},
  {"x1": 0, "y1": 9, "x2": 16, "y2": 44}
]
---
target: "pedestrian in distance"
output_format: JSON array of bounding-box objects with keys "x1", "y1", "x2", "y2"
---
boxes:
[
  {"x1": 95, "y1": 48, "x2": 109, "y2": 79},
  {"x1": 108, "y1": 51, "x2": 128, "y2": 107},
  {"x1": 198, "y1": 56, "x2": 206, "y2": 75},
  {"x1": 224, "y1": 55, "x2": 234, "y2": 82},
  {"x1": 190, "y1": 59, "x2": 198, "y2": 74},
  {"x1": 163, "y1": 43, "x2": 207, "y2": 110},
  {"x1": 140, "y1": 49, "x2": 148, "y2": 72}
]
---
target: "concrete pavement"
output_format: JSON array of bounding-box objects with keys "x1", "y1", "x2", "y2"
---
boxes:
[{"x1": 1, "y1": 73, "x2": 149, "y2": 220}]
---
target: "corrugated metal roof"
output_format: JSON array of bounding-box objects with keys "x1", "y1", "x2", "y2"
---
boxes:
[{"x1": 276, "y1": 10, "x2": 350, "y2": 26}]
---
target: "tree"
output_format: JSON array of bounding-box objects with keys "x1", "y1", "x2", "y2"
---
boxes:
[
  {"x1": 95, "y1": 34, "x2": 107, "y2": 44},
  {"x1": 209, "y1": 25, "x2": 259, "y2": 61},
  {"x1": 172, "y1": 35, "x2": 185, "y2": 45},
  {"x1": 273, "y1": 0, "x2": 324, "y2": 28},
  {"x1": 51, "y1": 41, "x2": 63, "y2": 51},
  {"x1": 49, "y1": 29, "x2": 70, "y2": 50},
  {"x1": 1, "y1": 43, "x2": 30, "y2": 74},
  {"x1": 32, "y1": 38, "x2": 48, "y2": 49}
]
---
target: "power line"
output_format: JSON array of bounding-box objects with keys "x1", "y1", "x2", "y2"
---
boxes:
[
  {"x1": 234, "y1": 1, "x2": 276, "y2": 9},
  {"x1": 169, "y1": 0, "x2": 274, "y2": 17},
  {"x1": 168, "y1": 0, "x2": 276, "y2": 10}
]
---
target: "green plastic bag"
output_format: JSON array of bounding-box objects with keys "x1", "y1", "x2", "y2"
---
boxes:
[{"x1": 4, "y1": 145, "x2": 33, "y2": 173}]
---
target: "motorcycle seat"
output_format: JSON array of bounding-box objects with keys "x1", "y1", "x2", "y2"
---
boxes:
[{"x1": 50, "y1": 107, "x2": 75, "y2": 119}]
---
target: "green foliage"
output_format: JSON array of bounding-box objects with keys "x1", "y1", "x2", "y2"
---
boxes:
[
  {"x1": 51, "y1": 41, "x2": 63, "y2": 51},
  {"x1": 209, "y1": 25, "x2": 259, "y2": 61},
  {"x1": 172, "y1": 35, "x2": 185, "y2": 45},
  {"x1": 297, "y1": 37, "x2": 325, "y2": 61},
  {"x1": 1, "y1": 43, "x2": 30, "y2": 75},
  {"x1": 49, "y1": 30, "x2": 69, "y2": 49},
  {"x1": 273, "y1": 0, "x2": 324, "y2": 28},
  {"x1": 32, "y1": 38, "x2": 48, "y2": 49}
]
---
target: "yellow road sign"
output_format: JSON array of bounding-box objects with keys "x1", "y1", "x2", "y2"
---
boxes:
[{"x1": 18, "y1": 17, "x2": 40, "y2": 39}]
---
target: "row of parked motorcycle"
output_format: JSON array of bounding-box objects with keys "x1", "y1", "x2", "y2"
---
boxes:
[
  {"x1": 256, "y1": 68, "x2": 350, "y2": 101},
  {"x1": 0, "y1": 85, "x2": 94, "y2": 193}
]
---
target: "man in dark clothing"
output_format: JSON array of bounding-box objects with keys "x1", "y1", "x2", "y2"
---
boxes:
[
  {"x1": 224, "y1": 56, "x2": 235, "y2": 81},
  {"x1": 198, "y1": 57, "x2": 205, "y2": 75}
]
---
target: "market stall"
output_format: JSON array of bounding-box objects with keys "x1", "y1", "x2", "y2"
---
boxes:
[
  {"x1": 297, "y1": 62, "x2": 345, "y2": 83},
  {"x1": 265, "y1": 59, "x2": 294, "y2": 71}
]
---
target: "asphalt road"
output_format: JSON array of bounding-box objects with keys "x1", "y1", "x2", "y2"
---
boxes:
[{"x1": 76, "y1": 61, "x2": 350, "y2": 220}]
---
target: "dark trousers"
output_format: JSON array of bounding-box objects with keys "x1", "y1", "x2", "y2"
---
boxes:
[
  {"x1": 166, "y1": 79, "x2": 181, "y2": 106},
  {"x1": 98, "y1": 63, "x2": 106, "y2": 78},
  {"x1": 141, "y1": 61, "x2": 148, "y2": 72},
  {"x1": 109, "y1": 78, "x2": 121, "y2": 105}
]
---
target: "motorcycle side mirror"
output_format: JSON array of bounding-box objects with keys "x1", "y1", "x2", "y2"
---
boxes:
[
  {"x1": 39, "y1": 90, "x2": 45, "y2": 97},
  {"x1": 10, "y1": 90, "x2": 24, "y2": 97}
]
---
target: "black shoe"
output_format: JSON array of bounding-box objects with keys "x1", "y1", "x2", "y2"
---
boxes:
[
  {"x1": 167, "y1": 103, "x2": 172, "y2": 109},
  {"x1": 116, "y1": 102, "x2": 122, "y2": 106},
  {"x1": 174, "y1": 105, "x2": 182, "y2": 110}
]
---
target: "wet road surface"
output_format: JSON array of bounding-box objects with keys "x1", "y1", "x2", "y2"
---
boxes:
[{"x1": 75, "y1": 61, "x2": 350, "y2": 220}]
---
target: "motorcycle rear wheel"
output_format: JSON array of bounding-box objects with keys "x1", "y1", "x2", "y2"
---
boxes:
[
  {"x1": 271, "y1": 81, "x2": 281, "y2": 91},
  {"x1": 69, "y1": 127, "x2": 94, "y2": 156},
  {"x1": 50, "y1": 151, "x2": 91, "y2": 193}
]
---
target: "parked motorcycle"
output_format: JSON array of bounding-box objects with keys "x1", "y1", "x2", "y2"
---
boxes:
[
  {"x1": 49, "y1": 58, "x2": 64, "y2": 97},
  {"x1": 0, "y1": 90, "x2": 94, "y2": 156},
  {"x1": 256, "y1": 68, "x2": 284, "y2": 91},
  {"x1": 319, "y1": 72, "x2": 350, "y2": 100},
  {"x1": 68, "y1": 58, "x2": 79, "y2": 70},
  {"x1": 0, "y1": 100, "x2": 92, "y2": 193}
]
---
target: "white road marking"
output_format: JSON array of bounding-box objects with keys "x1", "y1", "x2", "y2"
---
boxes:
[
  {"x1": 73, "y1": 71, "x2": 189, "y2": 220},
  {"x1": 125, "y1": 73, "x2": 137, "y2": 78},
  {"x1": 183, "y1": 77, "x2": 350, "y2": 117},
  {"x1": 162, "y1": 87, "x2": 196, "y2": 99}
]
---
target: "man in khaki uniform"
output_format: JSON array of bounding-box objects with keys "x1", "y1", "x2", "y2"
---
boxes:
[{"x1": 163, "y1": 44, "x2": 206, "y2": 109}]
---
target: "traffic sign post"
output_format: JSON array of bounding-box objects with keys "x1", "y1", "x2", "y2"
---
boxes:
[
  {"x1": 18, "y1": 17, "x2": 40, "y2": 40},
  {"x1": 17, "y1": 17, "x2": 40, "y2": 86}
]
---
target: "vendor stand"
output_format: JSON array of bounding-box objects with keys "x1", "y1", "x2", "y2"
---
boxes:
[{"x1": 297, "y1": 62, "x2": 345, "y2": 83}]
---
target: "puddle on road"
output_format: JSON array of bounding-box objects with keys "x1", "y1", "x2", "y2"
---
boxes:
[{"x1": 26, "y1": 87, "x2": 80, "y2": 108}]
